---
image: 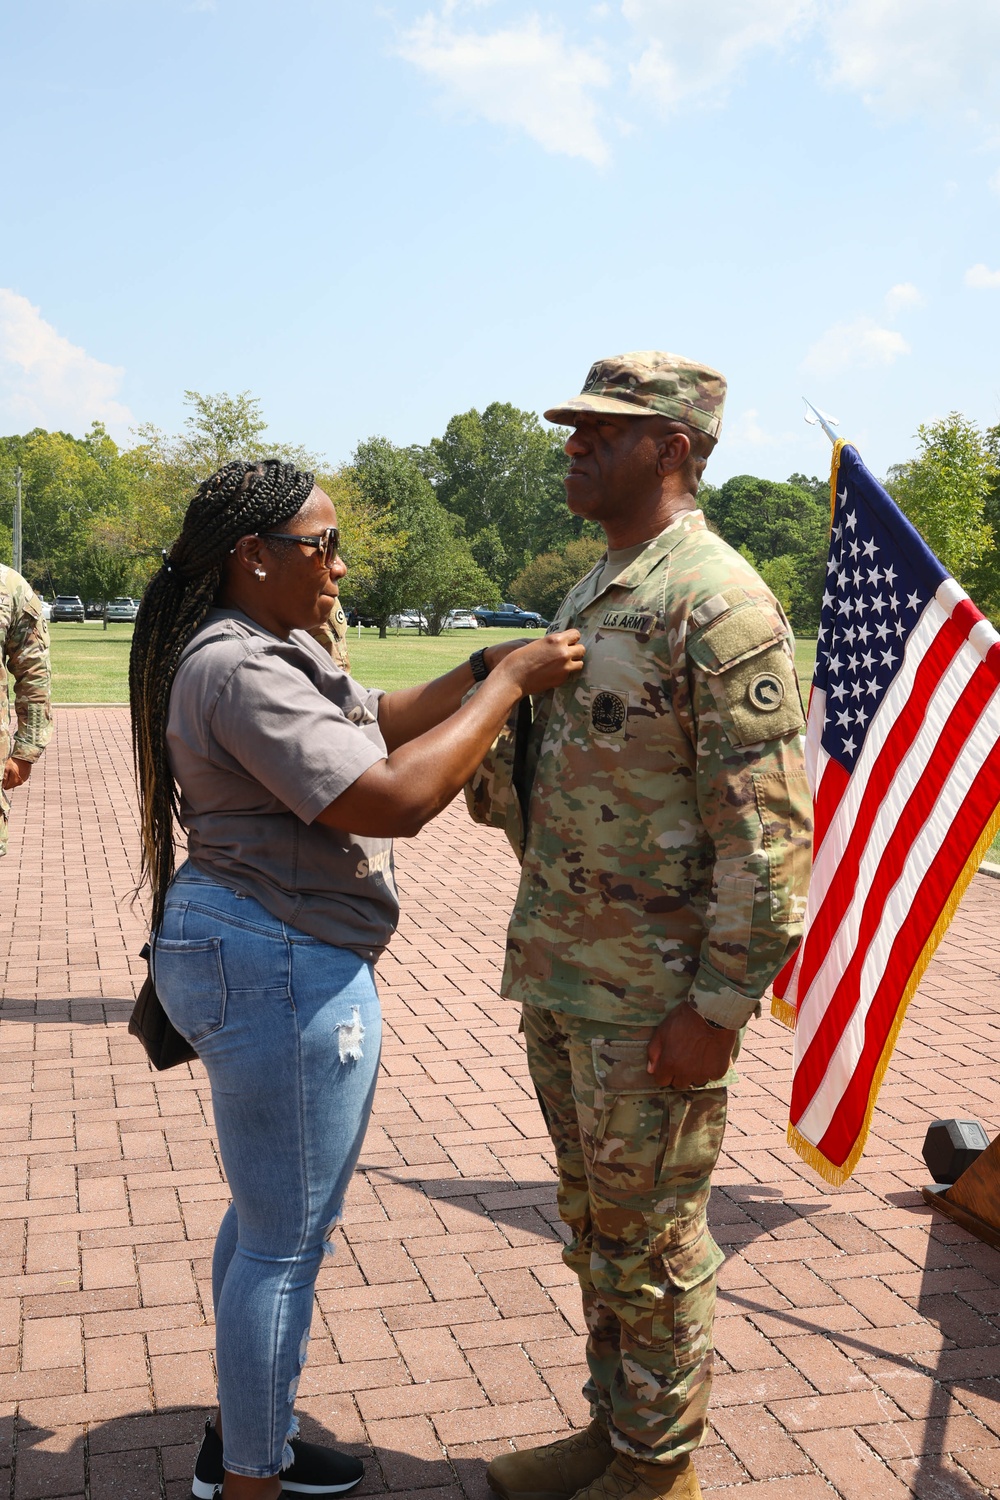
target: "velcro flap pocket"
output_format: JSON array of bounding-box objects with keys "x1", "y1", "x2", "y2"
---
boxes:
[
  {"x1": 659, "y1": 1223, "x2": 724, "y2": 1291},
  {"x1": 592, "y1": 1037, "x2": 652, "y2": 1094},
  {"x1": 688, "y1": 597, "x2": 783, "y2": 674}
]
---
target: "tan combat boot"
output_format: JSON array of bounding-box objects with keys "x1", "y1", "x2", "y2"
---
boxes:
[
  {"x1": 486, "y1": 1421, "x2": 615, "y2": 1500},
  {"x1": 567, "y1": 1452, "x2": 701, "y2": 1500}
]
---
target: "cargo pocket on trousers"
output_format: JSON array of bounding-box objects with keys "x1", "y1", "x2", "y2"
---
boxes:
[
  {"x1": 646, "y1": 1224, "x2": 724, "y2": 1368},
  {"x1": 151, "y1": 936, "x2": 227, "y2": 1044}
]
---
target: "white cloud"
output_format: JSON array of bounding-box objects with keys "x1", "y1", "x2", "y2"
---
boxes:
[
  {"x1": 397, "y1": 1, "x2": 1000, "y2": 167},
  {"x1": 966, "y1": 263, "x2": 1000, "y2": 289},
  {"x1": 884, "y1": 282, "x2": 923, "y2": 315},
  {"x1": 821, "y1": 0, "x2": 1000, "y2": 119},
  {"x1": 0, "y1": 290, "x2": 133, "y2": 437},
  {"x1": 624, "y1": 0, "x2": 811, "y2": 112},
  {"x1": 398, "y1": 14, "x2": 612, "y2": 166},
  {"x1": 802, "y1": 316, "x2": 910, "y2": 374},
  {"x1": 729, "y1": 408, "x2": 785, "y2": 448},
  {"x1": 990, "y1": 167, "x2": 1000, "y2": 195}
]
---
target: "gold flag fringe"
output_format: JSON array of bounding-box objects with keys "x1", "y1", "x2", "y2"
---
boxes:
[{"x1": 770, "y1": 993, "x2": 798, "y2": 1030}]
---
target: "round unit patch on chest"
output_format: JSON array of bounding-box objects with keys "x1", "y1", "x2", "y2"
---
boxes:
[
  {"x1": 591, "y1": 690, "x2": 627, "y2": 735},
  {"x1": 748, "y1": 672, "x2": 785, "y2": 711}
]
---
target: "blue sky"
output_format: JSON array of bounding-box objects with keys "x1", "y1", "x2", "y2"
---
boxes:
[{"x1": 1, "y1": 0, "x2": 998, "y2": 483}]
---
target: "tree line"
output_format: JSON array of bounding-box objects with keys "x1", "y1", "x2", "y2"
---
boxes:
[{"x1": 2, "y1": 392, "x2": 998, "y2": 636}]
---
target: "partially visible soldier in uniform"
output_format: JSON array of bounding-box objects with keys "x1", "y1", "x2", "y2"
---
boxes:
[
  {"x1": 484, "y1": 354, "x2": 812, "y2": 1500},
  {"x1": 0, "y1": 564, "x2": 53, "y2": 858},
  {"x1": 308, "y1": 593, "x2": 351, "y2": 672}
]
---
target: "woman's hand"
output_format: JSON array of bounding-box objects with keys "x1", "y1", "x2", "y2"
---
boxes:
[
  {"x1": 318, "y1": 630, "x2": 585, "y2": 839},
  {"x1": 495, "y1": 630, "x2": 584, "y2": 695}
]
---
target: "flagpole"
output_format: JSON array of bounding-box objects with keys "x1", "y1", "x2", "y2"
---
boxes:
[{"x1": 802, "y1": 397, "x2": 840, "y2": 446}]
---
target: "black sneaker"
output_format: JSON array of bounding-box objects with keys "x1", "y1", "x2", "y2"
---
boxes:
[{"x1": 192, "y1": 1419, "x2": 364, "y2": 1498}]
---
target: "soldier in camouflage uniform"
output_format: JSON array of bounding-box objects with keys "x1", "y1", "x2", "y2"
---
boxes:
[
  {"x1": 308, "y1": 595, "x2": 352, "y2": 671},
  {"x1": 482, "y1": 354, "x2": 812, "y2": 1500},
  {"x1": 0, "y1": 565, "x2": 53, "y2": 858}
]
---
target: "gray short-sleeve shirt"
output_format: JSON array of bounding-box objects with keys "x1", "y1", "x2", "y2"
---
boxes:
[{"x1": 166, "y1": 609, "x2": 398, "y2": 959}]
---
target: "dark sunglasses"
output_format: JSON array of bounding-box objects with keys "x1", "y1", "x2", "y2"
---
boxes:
[{"x1": 262, "y1": 526, "x2": 340, "y2": 566}]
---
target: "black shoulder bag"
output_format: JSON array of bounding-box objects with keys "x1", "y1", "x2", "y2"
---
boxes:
[{"x1": 128, "y1": 942, "x2": 197, "y2": 1071}]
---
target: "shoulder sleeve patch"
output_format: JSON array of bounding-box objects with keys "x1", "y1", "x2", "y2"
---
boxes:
[{"x1": 714, "y1": 643, "x2": 805, "y2": 746}]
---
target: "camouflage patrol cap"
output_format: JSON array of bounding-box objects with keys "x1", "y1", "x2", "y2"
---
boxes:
[{"x1": 544, "y1": 351, "x2": 726, "y2": 439}]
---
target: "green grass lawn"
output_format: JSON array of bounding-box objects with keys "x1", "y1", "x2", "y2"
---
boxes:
[
  {"x1": 793, "y1": 637, "x2": 816, "y2": 705},
  {"x1": 45, "y1": 621, "x2": 551, "y2": 700},
  {"x1": 49, "y1": 621, "x2": 819, "y2": 703},
  {"x1": 40, "y1": 622, "x2": 1000, "y2": 862},
  {"x1": 48, "y1": 621, "x2": 137, "y2": 702}
]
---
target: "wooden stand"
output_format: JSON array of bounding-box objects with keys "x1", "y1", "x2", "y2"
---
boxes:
[{"x1": 922, "y1": 1132, "x2": 1000, "y2": 1251}]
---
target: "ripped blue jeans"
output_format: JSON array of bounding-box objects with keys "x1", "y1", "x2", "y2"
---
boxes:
[{"x1": 152, "y1": 862, "x2": 382, "y2": 1478}]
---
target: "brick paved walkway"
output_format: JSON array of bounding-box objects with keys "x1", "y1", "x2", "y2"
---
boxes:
[{"x1": 2, "y1": 708, "x2": 1000, "y2": 1500}]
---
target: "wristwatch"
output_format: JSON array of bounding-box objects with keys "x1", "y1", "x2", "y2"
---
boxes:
[
  {"x1": 469, "y1": 648, "x2": 491, "y2": 682},
  {"x1": 688, "y1": 998, "x2": 726, "y2": 1030}
]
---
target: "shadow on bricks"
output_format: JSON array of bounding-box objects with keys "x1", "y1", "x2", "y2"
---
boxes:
[
  {"x1": 706, "y1": 1180, "x2": 999, "y2": 1498},
  {"x1": 1, "y1": 1404, "x2": 468, "y2": 1499},
  {"x1": 0, "y1": 1000, "x2": 135, "y2": 1026},
  {"x1": 371, "y1": 1171, "x2": 564, "y2": 1237}
]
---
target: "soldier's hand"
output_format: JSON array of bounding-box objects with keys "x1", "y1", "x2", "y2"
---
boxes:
[
  {"x1": 499, "y1": 630, "x2": 584, "y2": 695},
  {"x1": 2, "y1": 757, "x2": 32, "y2": 791},
  {"x1": 646, "y1": 1001, "x2": 737, "y2": 1089}
]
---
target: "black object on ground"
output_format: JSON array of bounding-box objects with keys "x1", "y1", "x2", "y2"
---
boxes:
[{"x1": 922, "y1": 1118, "x2": 991, "y2": 1185}]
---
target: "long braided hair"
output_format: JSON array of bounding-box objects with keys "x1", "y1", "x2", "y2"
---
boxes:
[{"x1": 130, "y1": 459, "x2": 315, "y2": 929}]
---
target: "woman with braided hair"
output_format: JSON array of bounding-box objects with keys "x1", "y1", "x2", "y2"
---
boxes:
[{"x1": 130, "y1": 459, "x2": 584, "y2": 1500}]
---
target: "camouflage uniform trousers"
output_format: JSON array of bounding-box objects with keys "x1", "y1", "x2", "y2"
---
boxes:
[{"x1": 523, "y1": 1002, "x2": 727, "y2": 1464}]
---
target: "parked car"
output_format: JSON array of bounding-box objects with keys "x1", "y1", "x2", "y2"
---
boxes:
[
  {"x1": 37, "y1": 598, "x2": 52, "y2": 622},
  {"x1": 388, "y1": 611, "x2": 428, "y2": 630},
  {"x1": 345, "y1": 608, "x2": 379, "y2": 628},
  {"x1": 104, "y1": 597, "x2": 139, "y2": 622},
  {"x1": 85, "y1": 599, "x2": 105, "y2": 619},
  {"x1": 443, "y1": 609, "x2": 479, "y2": 630},
  {"x1": 51, "y1": 595, "x2": 85, "y2": 623},
  {"x1": 473, "y1": 603, "x2": 547, "y2": 629}
]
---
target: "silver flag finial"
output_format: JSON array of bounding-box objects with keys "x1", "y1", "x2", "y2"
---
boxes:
[{"x1": 802, "y1": 398, "x2": 840, "y2": 445}]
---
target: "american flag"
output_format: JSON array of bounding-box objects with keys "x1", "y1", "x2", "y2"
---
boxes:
[{"x1": 773, "y1": 441, "x2": 1000, "y2": 1185}]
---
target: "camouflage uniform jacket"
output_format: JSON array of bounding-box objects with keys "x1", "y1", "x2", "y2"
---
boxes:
[
  {"x1": 0, "y1": 565, "x2": 52, "y2": 856},
  {"x1": 500, "y1": 511, "x2": 812, "y2": 1030},
  {"x1": 307, "y1": 597, "x2": 351, "y2": 673},
  {"x1": 0, "y1": 565, "x2": 52, "y2": 768}
]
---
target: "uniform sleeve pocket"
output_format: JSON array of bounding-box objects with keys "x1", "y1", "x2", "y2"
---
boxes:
[
  {"x1": 150, "y1": 936, "x2": 227, "y2": 1044},
  {"x1": 752, "y1": 769, "x2": 813, "y2": 925}
]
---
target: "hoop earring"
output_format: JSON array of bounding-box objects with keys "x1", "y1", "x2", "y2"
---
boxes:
[{"x1": 254, "y1": 568, "x2": 267, "y2": 581}]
